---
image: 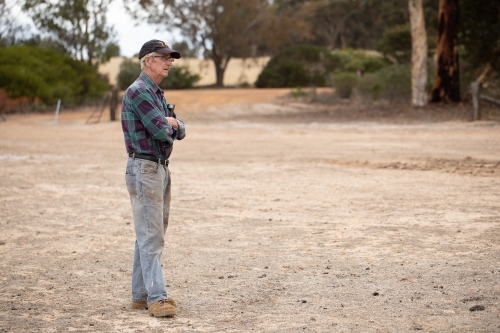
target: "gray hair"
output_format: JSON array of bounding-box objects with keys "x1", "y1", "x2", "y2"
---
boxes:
[{"x1": 140, "y1": 52, "x2": 157, "y2": 70}]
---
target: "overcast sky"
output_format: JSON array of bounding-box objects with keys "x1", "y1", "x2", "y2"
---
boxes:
[{"x1": 107, "y1": 1, "x2": 182, "y2": 58}]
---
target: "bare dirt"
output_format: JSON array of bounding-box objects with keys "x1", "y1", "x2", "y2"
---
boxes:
[{"x1": 0, "y1": 88, "x2": 499, "y2": 333}]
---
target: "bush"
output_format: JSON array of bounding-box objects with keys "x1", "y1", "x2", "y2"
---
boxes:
[
  {"x1": 159, "y1": 66, "x2": 200, "y2": 90},
  {"x1": 256, "y1": 45, "x2": 388, "y2": 88},
  {"x1": 331, "y1": 72, "x2": 359, "y2": 99},
  {"x1": 116, "y1": 59, "x2": 141, "y2": 90},
  {"x1": 117, "y1": 59, "x2": 200, "y2": 90},
  {"x1": 332, "y1": 49, "x2": 388, "y2": 74},
  {"x1": 0, "y1": 45, "x2": 109, "y2": 106},
  {"x1": 376, "y1": 24, "x2": 413, "y2": 64},
  {"x1": 256, "y1": 62, "x2": 310, "y2": 88},
  {"x1": 358, "y1": 65, "x2": 412, "y2": 101},
  {"x1": 256, "y1": 45, "x2": 343, "y2": 88}
]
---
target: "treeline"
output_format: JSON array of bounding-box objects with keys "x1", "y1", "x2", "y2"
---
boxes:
[
  {"x1": 0, "y1": 46, "x2": 109, "y2": 106},
  {"x1": 0, "y1": 0, "x2": 499, "y2": 108}
]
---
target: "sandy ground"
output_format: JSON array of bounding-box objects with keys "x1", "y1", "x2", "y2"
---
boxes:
[{"x1": 0, "y1": 88, "x2": 499, "y2": 333}]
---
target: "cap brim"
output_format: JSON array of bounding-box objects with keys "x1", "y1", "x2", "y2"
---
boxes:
[{"x1": 156, "y1": 47, "x2": 181, "y2": 59}]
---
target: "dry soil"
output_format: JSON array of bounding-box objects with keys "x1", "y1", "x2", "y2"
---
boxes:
[{"x1": 0, "y1": 88, "x2": 499, "y2": 333}]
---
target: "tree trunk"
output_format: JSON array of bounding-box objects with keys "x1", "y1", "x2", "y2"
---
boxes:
[
  {"x1": 215, "y1": 64, "x2": 226, "y2": 87},
  {"x1": 408, "y1": 0, "x2": 428, "y2": 107},
  {"x1": 212, "y1": 55, "x2": 230, "y2": 88},
  {"x1": 431, "y1": 0, "x2": 460, "y2": 103}
]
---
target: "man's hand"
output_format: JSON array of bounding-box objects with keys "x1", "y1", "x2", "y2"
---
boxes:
[{"x1": 166, "y1": 117, "x2": 179, "y2": 130}]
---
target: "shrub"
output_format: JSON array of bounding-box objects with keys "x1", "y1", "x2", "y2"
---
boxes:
[
  {"x1": 331, "y1": 72, "x2": 359, "y2": 99},
  {"x1": 256, "y1": 45, "x2": 343, "y2": 88},
  {"x1": 332, "y1": 49, "x2": 388, "y2": 74},
  {"x1": 256, "y1": 45, "x2": 388, "y2": 88},
  {"x1": 159, "y1": 66, "x2": 200, "y2": 90},
  {"x1": 0, "y1": 45, "x2": 109, "y2": 106},
  {"x1": 376, "y1": 24, "x2": 413, "y2": 64},
  {"x1": 256, "y1": 62, "x2": 310, "y2": 88},
  {"x1": 358, "y1": 65, "x2": 412, "y2": 101},
  {"x1": 116, "y1": 59, "x2": 141, "y2": 90}
]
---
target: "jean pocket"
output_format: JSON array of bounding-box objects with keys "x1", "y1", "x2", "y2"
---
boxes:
[
  {"x1": 141, "y1": 161, "x2": 158, "y2": 174},
  {"x1": 125, "y1": 166, "x2": 136, "y2": 175}
]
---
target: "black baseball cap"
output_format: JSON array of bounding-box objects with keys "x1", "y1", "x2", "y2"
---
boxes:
[{"x1": 138, "y1": 39, "x2": 181, "y2": 60}]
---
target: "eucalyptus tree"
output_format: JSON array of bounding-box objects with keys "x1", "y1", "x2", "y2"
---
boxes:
[
  {"x1": 0, "y1": 0, "x2": 30, "y2": 45},
  {"x1": 124, "y1": 0, "x2": 311, "y2": 87},
  {"x1": 408, "y1": 0, "x2": 428, "y2": 107},
  {"x1": 460, "y1": 0, "x2": 500, "y2": 85},
  {"x1": 430, "y1": 0, "x2": 459, "y2": 103},
  {"x1": 23, "y1": 0, "x2": 117, "y2": 64}
]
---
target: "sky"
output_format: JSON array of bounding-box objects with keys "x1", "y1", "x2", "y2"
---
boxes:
[{"x1": 106, "y1": 1, "x2": 181, "y2": 58}]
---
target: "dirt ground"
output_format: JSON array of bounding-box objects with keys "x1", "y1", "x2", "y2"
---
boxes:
[{"x1": 0, "y1": 88, "x2": 499, "y2": 333}]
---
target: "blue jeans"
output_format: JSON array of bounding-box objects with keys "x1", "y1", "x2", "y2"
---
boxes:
[{"x1": 125, "y1": 157, "x2": 171, "y2": 306}]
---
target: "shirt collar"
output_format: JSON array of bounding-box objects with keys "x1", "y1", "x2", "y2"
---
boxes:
[{"x1": 140, "y1": 71, "x2": 164, "y2": 94}]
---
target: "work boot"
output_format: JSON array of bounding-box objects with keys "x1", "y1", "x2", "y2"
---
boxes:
[
  {"x1": 131, "y1": 300, "x2": 147, "y2": 310},
  {"x1": 132, "y1": 297, "x2": 177, "y2": 310},
  {"x1": 148, "y1": 298, "x2": 177, "y2": 317}
]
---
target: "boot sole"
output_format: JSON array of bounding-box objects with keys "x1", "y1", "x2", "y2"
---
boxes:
[{"x1": 149, "y1": 309, "x2": 176, "y2": 317}]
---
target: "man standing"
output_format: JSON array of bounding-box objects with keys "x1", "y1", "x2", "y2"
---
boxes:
[{"x1": 121, "y1": 40, "x2": 185, "y2": 317}]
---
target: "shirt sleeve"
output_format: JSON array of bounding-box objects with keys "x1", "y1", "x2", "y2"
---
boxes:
[
  {"x1": 175, "y1": 118, "x2": 186, "y2": 140},
  {"x1": 128, "y1": 88, "x2": 175, "y2": 145}
]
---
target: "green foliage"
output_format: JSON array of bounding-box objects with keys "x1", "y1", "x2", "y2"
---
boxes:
[
  {"x1": 171, "y1": 41, "x2": 198, "y2": 58},
  {"x1": 0, "y1": 45, "x2": 109, "y2": 105},
  {"x1": 256, "y1": 62, "x2": 310, "y2": 88},
  {"x1": 331, "y1": 72, "x2": 358, "y2": 99},
  {"x1": 256, "y1": 45, "x2": 387, "y2": 88},
  {"x1": 290, "y1": 86, "x2": 307, "y2": 98},
  {"x1": 102, "y1": 43, "x2": 121, "y2": 62},
  {"x1": 116, "y1": 59, "x2": 141, "y2": 90},
  {"x1": 256, "y1": 45, "x2": 343, "y2": 88},
  {"x1": 117, "y1": 59, "x2": 200, "y2": 90},
  {"x1": 358, "y1": 65, "x2": 411, "y2": 101},
  {"x1": 159, "y1": 66, "x2": 200, "y2": 90},
  {"x1": 376, "y1": 24, "x2": 412, "y2": 64},
  {"x1": 332, "y1": 49, "x2": 388, "y2": 73},
  {"x1": 23, "y1": 0, "x2": 116, "y2": 64},
  {"x1": 460, "y1": 1, "x2": 500, "y2": 69},
  {"x1": 307, "y1": 0, "x2": 438, "y2": 51}
]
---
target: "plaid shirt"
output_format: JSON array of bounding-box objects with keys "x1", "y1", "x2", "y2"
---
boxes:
[{"x1": 121, "y1": 72, "x2": 186, "y2": 159}]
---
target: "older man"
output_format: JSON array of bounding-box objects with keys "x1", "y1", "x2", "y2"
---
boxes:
[{"x1": 121, "y1": 40, "x2": 185, "y2": 317}]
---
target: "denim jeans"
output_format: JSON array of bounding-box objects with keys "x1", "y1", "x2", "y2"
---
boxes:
[{"x1": 125, "y1": 157, "x2": 171, "y2": 306}]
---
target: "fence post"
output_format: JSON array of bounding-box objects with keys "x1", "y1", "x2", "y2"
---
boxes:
[
  {"x1": 54, "y1": 99, "x2": 61, "y2": 124},
  {"x1": 471, "y1": 82, "x2": 480, "y2": 121},
  {"x1": 110, "y1": 87, "x2": 118, "y2": 121}
]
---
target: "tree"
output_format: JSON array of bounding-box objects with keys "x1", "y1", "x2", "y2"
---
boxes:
[
  {"x1": 0, "y1": 0, "x2": 31, "y2": 46},
  {"x1": 0, "y1": 45, "x2": 109, "y2": 105},
  {"x1": 23, "y1": 0, "x2": 117, "y2": 65},
  {"x1": 430, "y1": 0, "x2": 460, "y2": 103},
  {"x1": 408, "y1": 0, "x2": 428, "y2": 107},
  {"x1": 124, "y1": 0, "x2": 311, "y2": 87},
  {"x1": 460, "y1": 1, "x2": 500, "y2": 83}
]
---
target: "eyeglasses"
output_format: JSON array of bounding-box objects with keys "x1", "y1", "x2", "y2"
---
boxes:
[{"x1": 150, "y1": 55, "x2": 175, "y2": 63}]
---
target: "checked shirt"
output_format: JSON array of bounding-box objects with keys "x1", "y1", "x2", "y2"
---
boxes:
[{"x1": 121, "y1": 72, "x2": 186, "y2": 159}]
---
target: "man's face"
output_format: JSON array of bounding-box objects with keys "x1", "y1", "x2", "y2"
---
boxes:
[{"x1": 148, "y1": 53, "x2": 174, "y2": 79}]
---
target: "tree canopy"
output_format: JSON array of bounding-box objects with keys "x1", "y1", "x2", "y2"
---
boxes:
[
  {"x1": 23, "y1": 0, "x2": 118, "y2": 64},
  {"x1": 0, "y1": 0, "x2": 31, "y2": 46},
  {"x1": 123, "y1": 0, "x2": 312, "y2": 87},
  {"x1": 460, "y1": 0, "x2": 500, "y2": 70}
]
